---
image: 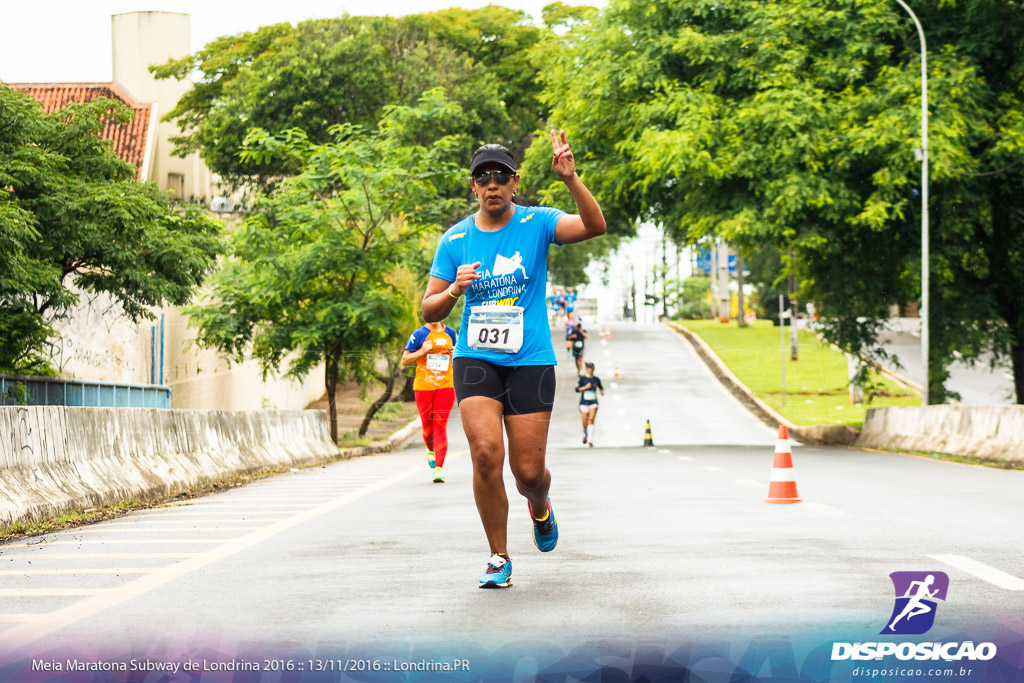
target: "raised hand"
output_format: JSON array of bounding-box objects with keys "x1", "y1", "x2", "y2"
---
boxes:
[{"x1": 550, "y1": 129, "x2": 576, "y2": 181}]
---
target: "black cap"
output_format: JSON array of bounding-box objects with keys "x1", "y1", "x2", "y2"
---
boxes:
[{"x1": 470, "y1": 144, "x2": 517, "y2": 174}]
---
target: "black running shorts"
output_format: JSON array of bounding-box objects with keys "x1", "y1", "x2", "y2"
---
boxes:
[{"x1": 452, "y1": 357, "x2": 556, "y2": 415}]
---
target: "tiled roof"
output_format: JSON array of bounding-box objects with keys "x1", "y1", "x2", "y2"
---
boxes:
[{"x1": 8, "y1": 83, "x2": 151, "y2": 180}]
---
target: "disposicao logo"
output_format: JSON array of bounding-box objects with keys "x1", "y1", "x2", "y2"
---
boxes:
[
  {"x1": 882, "y1": 571, "x2": 949, "y2": 635},
  {"x1": 831, "y1": 571, "x2": 997, "y2": 663}
]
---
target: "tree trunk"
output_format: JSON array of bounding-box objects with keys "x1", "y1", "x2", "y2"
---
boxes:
[
  {"x1": 359, "y1": 364, "x2": 400, "y2": 436},
  {"x1": 736, "y1": 253, "x2": 747, "y2": 328},
  {"x1": 1011, "y1": 332, "x2": 1024, "y2": 404},
  {"x1": 325, "y1": 347, "x2": 340, "y2": 444},
  {"x1": 399, "y1": 367, "x2": 415, "y2": 402}
]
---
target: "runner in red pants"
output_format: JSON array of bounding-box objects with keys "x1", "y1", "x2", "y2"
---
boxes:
[{"x1": 402, "y1": 321, "x2": 458, "y2": 482}]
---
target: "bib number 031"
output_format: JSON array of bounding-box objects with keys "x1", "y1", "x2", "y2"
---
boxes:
[{"x1": 467, "y1": 305, "x2": 524, "y2": 354}]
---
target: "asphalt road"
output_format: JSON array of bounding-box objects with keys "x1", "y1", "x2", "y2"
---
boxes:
[
  {"x1": 875, "y1": 320, "x2": 1016, "y2": 405},
  {"x1": 1, "y1": 323, "x2": 1021, "y2": 677}
]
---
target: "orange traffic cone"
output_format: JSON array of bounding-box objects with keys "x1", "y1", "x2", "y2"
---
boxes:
[
  {"x1": 613, "y1": 364, "x2": 621, "y2": 378},
  {"x1": 602, "y1": 328, "x2": 611, "y2": 338},
  {"x1": 764, "y1": 425, "x2": 802, "y2": 503}
]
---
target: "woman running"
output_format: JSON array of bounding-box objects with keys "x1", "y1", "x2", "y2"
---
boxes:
[
  {"x1": 576, "y1": 362, "x2": 604, "y2": 447},
  {"x1": 402, "y1": 321, "x2": 458, "y2": 482}
]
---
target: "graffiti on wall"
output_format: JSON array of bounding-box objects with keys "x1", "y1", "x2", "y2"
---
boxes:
[{"x1": 46, "y1": 284, "x2": 142, "y2": 382}]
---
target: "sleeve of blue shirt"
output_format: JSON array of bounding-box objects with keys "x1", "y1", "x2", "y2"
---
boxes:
[
  {"x1": 532, "y1": 205, "x2": 567, "y2": 246},
  {"x1": 445, "y1": 326, "x2": 458, "y2": 345},
  {"x1": 404, "y1": 327, "x2": 428, "y2": 353},
  {"x1": 429, "y1": 227, "x2": 461, "y2": 282}
]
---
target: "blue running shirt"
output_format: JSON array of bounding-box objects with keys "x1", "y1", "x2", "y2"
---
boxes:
[{"x1": 430, "y1": 204, "x2": 565, "y2": 366}]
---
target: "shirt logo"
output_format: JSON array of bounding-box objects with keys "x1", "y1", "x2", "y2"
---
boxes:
[
  {"x1": 520, "y1": 212, "x2": 535, "y2": 223},
  {"x1": 492, "y1": 251, "x2": 529, "y2": 280},
  {"x1": 881, "y1": 571, "x2": 949, "y2": 635},
  {"x1": 448, "y1": 231, "x2": 466, "y2": 242}
]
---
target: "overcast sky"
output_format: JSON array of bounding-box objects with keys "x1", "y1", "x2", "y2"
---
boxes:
[{"x1": 1, "y1": 0, "x2": 589, "y2": 83}]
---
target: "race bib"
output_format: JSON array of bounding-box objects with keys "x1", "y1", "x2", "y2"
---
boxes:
[
  {"x1": 582, "y1": 389, "x2": 597, "y2": 402},
  {"x1": 574, "y1": 340, "x2": 584, "y2": 348},
  {"x1": 467, "y1": 305, "x2": 524, "y2": 354},
  {"x1": 426, "y1": 354, "x2": 449, "y2": 372}
]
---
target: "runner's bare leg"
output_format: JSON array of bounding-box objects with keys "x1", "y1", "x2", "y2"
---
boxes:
[
  {"x1": 461, "y1": 396, "x2": 509, "y2": 554},
  {"x1": 505, "y1": 411, "x2": 553, "y2": 514}
]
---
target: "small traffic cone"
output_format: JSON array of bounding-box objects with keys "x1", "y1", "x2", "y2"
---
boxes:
[
  {"x1": 614, "y1": 364, "x2": 621, "y2": 378},
  {"x1": 602, "y1": 328, "x2": 611, "y2": 338},
  {"x1": 643, "y1": 420, "x2": 655, "y2": 447},
  {"x1": 764, "y1": 425, "x2": 801, "y2": 503}
]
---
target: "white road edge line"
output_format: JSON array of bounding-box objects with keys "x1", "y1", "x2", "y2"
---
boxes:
[
  {"x1": 928, "y1": 554, "x2": 1024, "y2": 591},
  {"x1": 0, "y1": 455, "x2": 451, "y2": 657}
]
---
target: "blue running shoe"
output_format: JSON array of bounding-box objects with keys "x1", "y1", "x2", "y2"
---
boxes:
[
  {"x1": 479, "y1": 554, "x2": 512, "y2": 588},
  {"x1": 529, "y1": 498, "x2": 558, "y2": 552},
  {"x1": 427, "y1": 450, "x2": 435, "y2": 469}
]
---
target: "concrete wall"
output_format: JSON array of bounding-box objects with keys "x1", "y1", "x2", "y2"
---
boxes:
[
  {"x1": 0, "y1": 406, "x2": 340, "y2": 526},
  {"x1": 856, "y1": 405, "x2": 1024, "y2": 463}
]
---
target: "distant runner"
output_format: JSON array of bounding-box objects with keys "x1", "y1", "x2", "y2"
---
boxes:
[
  {"x1": 576, "y1": 362, "x2": 604, "y2": 447},
  {"x1": 420, "y1": 131, "x2": 606, "y2": 588},
  {"x1": 567, "y1": 319, "x2": 588, "y2": 375},
  {"x1": 402, "y1": 321, "x2": 457, "y2": 482}
]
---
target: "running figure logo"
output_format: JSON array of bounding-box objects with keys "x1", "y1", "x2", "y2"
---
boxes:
[
  {"x1": 492, "y1": 251, "x2": 529, "y2": 279},
  {"x1": 881, "y1": 571, "x2": 949, "y2": 635}
]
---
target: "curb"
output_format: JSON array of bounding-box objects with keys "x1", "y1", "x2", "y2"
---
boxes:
[
  {"x1": 664, "y1": 322, "x2": 860, "y2": 447},
  {"x1": 339, "y1": 416, "x2": 422, "y2": 459}
]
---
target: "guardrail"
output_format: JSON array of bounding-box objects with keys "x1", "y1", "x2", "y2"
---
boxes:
[{"x1": 0, "y1": 374, "x2": 171, "y2": 409}]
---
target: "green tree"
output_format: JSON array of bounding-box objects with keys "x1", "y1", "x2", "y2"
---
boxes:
[
  {"x1": 151, "y1": 9, "x2": 549, "y2": 190},
  {"x1": 532, "y1": 0, "x2": 1024, "y2": 403},
  {"x1": 187, "y1": 92, "x2": 465, "y2": 443},
  {"x1": 0, "y1": 86, "x2": 223, "y2": 375}
]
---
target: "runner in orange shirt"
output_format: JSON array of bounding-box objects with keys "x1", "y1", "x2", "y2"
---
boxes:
[{"x1": 402, "y1": 321, "x2": 458, "y2": 482}]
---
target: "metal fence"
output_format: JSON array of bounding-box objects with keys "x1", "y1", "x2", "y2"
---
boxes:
[{"x1": 0, "y1": 374, "x2": 171, "y2": 409}]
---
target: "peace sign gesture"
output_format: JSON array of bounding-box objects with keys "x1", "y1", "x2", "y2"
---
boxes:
[{"x1": 550, "y1": 129, "x2": 576, "y2": 181}]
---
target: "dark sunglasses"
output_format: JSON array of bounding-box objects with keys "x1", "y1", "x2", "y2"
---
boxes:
[{"x1": 472, "y1": 170, "x2": 514, "y2": 186}]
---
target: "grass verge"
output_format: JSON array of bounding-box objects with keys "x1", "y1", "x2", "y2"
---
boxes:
[{"x1": 678, "y1": 319, "x2": 919, "y2": 429}]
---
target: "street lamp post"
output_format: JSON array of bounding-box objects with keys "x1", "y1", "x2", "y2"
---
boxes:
[{"x1": 894, "y1": 0, "x2": 929, "y2": 406}]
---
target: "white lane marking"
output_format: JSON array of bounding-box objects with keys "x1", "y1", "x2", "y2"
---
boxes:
[
  {"x1": 677, "y1": 456, "x2": 694, "y2": 462},
  {"x1": 0, "y1": 553, "x2": 199, "y2": 560},
  {"x1": 0, "y1": 458, "x2": 433, "y2": 657},
  {"x1": 703, "y1": 466, "x2": 722, "y2": 472},
  {"x1": 0, "y1": 568, "x2": 156, "y2": 576},
  {"x1": 2, "y1": 539, "x2": 239, "y2": 548},
  {"x1": 0, "y1": 589, "x2": 107, "y2": 597},
  {"x1": 929, "y1": 554, "x2": 1024, "y2": 591},
  {"x1": 69, "y1": 527, "x2": 264, "y2": 534},
  {"x1": 658, "y1": 449, "x2": 672, "y2": 454},
  {"x1": 801, "y1": 502, "x2": 853, "y2": 518},
  {"x1": 117, "y1": 510, "x2": 310, "y2": 518},
  {"x1": 735, "y1": 479, "x2": 765, "y2": 489}
]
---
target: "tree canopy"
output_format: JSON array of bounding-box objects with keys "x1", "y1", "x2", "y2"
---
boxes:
[
  {"x1": 187, "y1": 92, "x2": 465, "y2": 442},
  {"x1": 530, "y1": 0, "x2": 1024, "y2": 403},
  {"x1": 151, "y1": 8, "x2": 548, "y2": 188},
  {"x1": 0, "y1": 86, "x2": 223, "y2": 375}
]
